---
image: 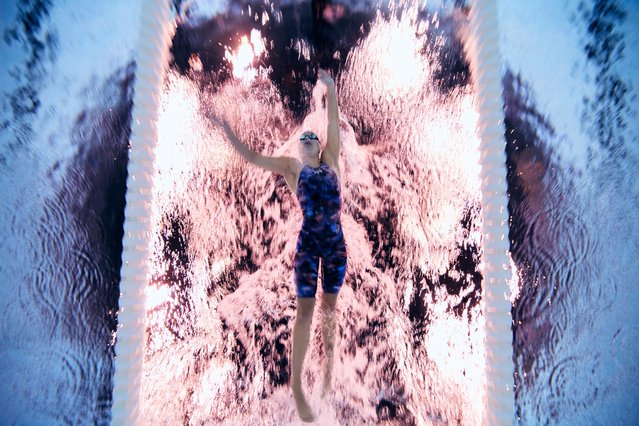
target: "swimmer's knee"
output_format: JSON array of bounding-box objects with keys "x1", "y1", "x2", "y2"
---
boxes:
[
  {"x1": 296, "y1": 297, "x2": 316, "y2": 321},
  {"x1": 296, "y1": 311, "x2": 313, "y2": 323},
  {"x1": 322, "y1": 292, "x2": 339, "y2": 310}
]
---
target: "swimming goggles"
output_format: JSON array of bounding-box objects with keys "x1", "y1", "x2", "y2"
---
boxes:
[{"x1": 299, "y1": 133, "x2": 319, "y2": 141}]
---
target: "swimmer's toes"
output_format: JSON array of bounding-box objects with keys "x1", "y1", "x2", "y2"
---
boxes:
[
  {"x1": 321, "y1": 370, "x2": 333, "y2": 398},
  {"x1": 300, "y1": 410, "x2": 315, "y2": 423},
  {"x1": 297, "y1": 403, "x2": 315, "y2": 423},
  {"x1": 321, "y1": 384, "x2": 332, "y2": 399},
  {"x1": 294, "y1": 392, "x2": 315, "y2": 422}
]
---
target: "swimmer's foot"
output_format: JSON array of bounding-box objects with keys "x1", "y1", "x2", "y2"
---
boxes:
[
  {"x1": 321, "y1": 382, "x2": 333, "y2": 399},
  {"x1": 321, "y1": 370, "x2": 333, "y2": 398},
  {"x1": 293, "y1": 386, "x2": 315, "y2": 422}
]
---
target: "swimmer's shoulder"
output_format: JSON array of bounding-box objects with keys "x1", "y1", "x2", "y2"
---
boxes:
[
  {"x1": 287, "y1": 157, "x2": 304, "y2": 193},
  {"x1": 320, "y1": 153, "x2": 341, "y2": 182}
]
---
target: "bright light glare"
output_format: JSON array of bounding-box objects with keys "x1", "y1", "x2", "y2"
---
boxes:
[
  {"x1": 425, "y1": 296, "x2": 485, "y2": 423},
  {"x1": 250, "y1": 28, "x2": 265, "y2": 56},
  {"x1": 145, "y1": 284, "x2": 172, "y2": 309},
  {"x1": 379, "y1": 24, "x2": 426, "y2": 92},
  {"x1": 358, "y1": 9, "x2": 429, "y2": 96},
  {"x1": 224, "y1": 29, "x2": 267, "y2": 82}
]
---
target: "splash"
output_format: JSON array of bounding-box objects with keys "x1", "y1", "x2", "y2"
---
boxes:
[
  {"x1": 140, "y1": 2, "x2": 519, "y2": 424},
  {"x1": 224, "y1": 29, "x2": 269, "y2": 82},
  {"x1": 353, "y1": 7, "x2": 430, "y2": 96}
]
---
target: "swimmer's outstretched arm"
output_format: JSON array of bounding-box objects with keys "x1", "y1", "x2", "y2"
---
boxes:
[
  {"x1": 218, "y1": 118, "x2": 297, "y2": 177},
  {"x1": 318, "y1": 69, "x2": 340, "y2": 164}
]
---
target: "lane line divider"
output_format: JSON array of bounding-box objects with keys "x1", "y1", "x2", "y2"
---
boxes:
[
  {"x1": 112, "y1": 0, "x2": 174, "y2": 423},
  {"x1": 465, "y1": 0, "x2": 516, "y2": 424}
]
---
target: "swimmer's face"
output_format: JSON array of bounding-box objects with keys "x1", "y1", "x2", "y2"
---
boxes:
[{"x1": 299, "y1": 131, "x2": 320, "y2": 157}]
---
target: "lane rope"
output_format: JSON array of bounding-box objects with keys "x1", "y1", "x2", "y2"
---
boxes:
[
  {"x1": 112, "y1": 0, "x2": 174, "y2": 423},
  {"x1": 465, "y1": 0, "x2": 516, "y2": 424}
]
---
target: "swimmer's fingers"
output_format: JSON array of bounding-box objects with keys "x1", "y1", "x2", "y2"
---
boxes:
[
  {"x1": 211, "y1": 115, "x2": 224, "y2": 129},
  {"x1": 214, "y1": 117, "x2": 240, "y2": 146},
  {"x1": 318, "y1": 69, "x2": 335, "y2": 88}
]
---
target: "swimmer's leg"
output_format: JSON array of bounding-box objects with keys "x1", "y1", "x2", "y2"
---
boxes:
[
  {"x1": 320, "y1": 241, "x2": 346, "y2": 397},
  {"x1": 320, "y1": 292, "x2": 338, "y2": 397},
  {"x1": 292, "y1": 297, "x2": 316, "y2": 422}
]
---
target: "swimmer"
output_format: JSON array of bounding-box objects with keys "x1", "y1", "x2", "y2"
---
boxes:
[{"x1": 218, "y1": 69, "x2": 346, "y2": 422}]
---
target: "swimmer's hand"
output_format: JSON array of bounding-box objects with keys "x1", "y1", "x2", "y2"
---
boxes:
[
  {"x1": 213, "y1": 116, "x2": 247, "y2": 158},
  {"x1": 220, "y1": 120, "x2": 236, "y2": 143},
  {"x1": 318, "y1": 69, "x2": 335, "y2": 89},
  {"x1": 212, "y1": 116, "x2": 238, "y2": 145}
]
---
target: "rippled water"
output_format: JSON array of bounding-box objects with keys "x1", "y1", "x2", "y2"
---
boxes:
[
  {"x1": 0, "y1": 52, "x2": 133, "y2": 421},
  {"x1": 0, "y1": 0, "x2": 638, "y2": 424}
]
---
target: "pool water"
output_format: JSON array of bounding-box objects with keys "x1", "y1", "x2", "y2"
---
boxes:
[{"x1": 0, "y1": 0, "x2": 637, "y2": 424}]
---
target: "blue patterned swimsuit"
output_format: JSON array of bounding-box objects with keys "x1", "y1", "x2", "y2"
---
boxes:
[{"x1": 294, "y1": 162, "x2": 347, "y2": 297}]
